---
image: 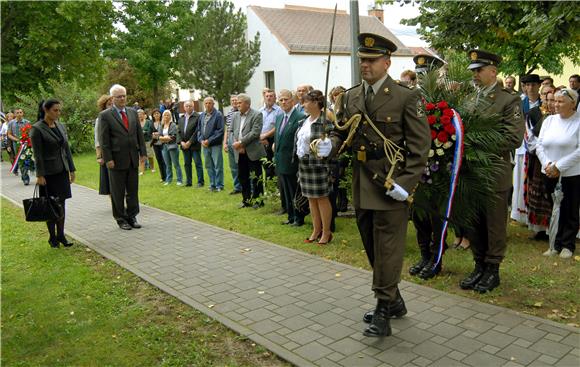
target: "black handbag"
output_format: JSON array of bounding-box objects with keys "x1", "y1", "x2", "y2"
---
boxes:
[
  {"x1": 293, "y1": 183, "x2": 310, "y2": 216},
  {"x1": 22, "y1": 185, "x2": 64, "y2": 222}
]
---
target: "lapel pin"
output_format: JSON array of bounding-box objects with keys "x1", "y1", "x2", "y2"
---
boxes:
[{"x1": 384, "y1": 88, "x2": 390, "y2": 94}]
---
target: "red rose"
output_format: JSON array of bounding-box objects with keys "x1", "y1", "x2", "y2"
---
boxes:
[
  {"x1": 444, "y1": 124, "x2": 456, "y2": 135},
  {"x1": 443, "y1": 108, "x2": 454, "y2": 117},
  {"x1": 440, "y1": 115, "x2": 451, "y2": 125},
  {"x1": 437, "y1": 131, "x2": 449, "y2": 143},
  {"x1": 430, "y1": 129, "x2": 437, "y2": 140},
  {"x1": 425, "y1": 103, "x2": 436, "y2": 111},
  {"x1": 427, "y1": 115, "x2": 437, "y2": 125},
  {"x1": 437, "y1": 101, "x2": 449, "y2": 109}
]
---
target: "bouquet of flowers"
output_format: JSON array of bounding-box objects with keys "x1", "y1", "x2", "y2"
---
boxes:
[
  {"x1": 421, "y1": 100, "x2": 457, "y2": 185},
  {"x1": 18, "y1": 124, "x2": 35, "y2": 172}
]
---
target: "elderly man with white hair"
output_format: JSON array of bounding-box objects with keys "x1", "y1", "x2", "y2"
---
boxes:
[
  {"x1": 197, "y1": 96, "x2": 225, "y2": 192},
  {"x1": 98, "y1": 84, "x2": 147, "y2": 230}
]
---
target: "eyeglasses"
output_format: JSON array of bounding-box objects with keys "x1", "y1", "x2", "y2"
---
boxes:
[{"x1": 560, "y1": 89, "x2": 576, "y2": 102}]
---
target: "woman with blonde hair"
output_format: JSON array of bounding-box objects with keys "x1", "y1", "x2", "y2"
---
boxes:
[{"x1": 158, "y1": 110, "x2": 183, "y2": 185}]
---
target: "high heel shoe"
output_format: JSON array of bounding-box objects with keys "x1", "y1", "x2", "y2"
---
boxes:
[
  {"x1": 57, "y1": 236, "x2": 74, "y2": 247},
  {"x1": 318, "y1": 233, "x2": 333, "y2": 245},
  {"x1": 303, "y1": 233, "x2": 322, "y2": 244},
  {"x1": 49, "y1": 238, "x2": 59, "y2": 248}
]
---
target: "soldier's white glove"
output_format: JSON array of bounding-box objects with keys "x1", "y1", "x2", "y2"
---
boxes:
[
  {"x1": 316, "y1": 138, "x2": 332, "y2": 158},
  {"x1": 386, "y1": 183, "x2": 409, "y2": 201}
]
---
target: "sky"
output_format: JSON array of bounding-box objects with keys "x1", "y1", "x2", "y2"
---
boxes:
[{"x1": 232, "y1": 0, "x2": 427, "y2": 47}]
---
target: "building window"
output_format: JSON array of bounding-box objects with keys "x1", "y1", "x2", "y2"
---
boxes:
[{"x1": 264, "y1": 71, "x2": 275, "y2": 90}]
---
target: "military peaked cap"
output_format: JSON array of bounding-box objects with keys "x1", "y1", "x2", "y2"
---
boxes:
[
  {"x1": 357, "y1": 33, "x2": 397, "y2": 58},
  {"x1": 467, "y1": 49, "x2": 502, "y2": 70},
  {"x1": 413, "y1": 54, "x2": 445, "y2": 73}
]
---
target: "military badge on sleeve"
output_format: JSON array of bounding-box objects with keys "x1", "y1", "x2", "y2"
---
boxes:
[
  {"x1": 417, "y1": 99, "x2": 425, "y2": 117},
  {"x1": 513, "y1": 105, "x2": 521, "y2": 119}
]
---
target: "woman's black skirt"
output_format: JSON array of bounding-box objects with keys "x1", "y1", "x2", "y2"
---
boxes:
[{"x1": 39, "y1": 170, "x2": 71, "y2": 200}]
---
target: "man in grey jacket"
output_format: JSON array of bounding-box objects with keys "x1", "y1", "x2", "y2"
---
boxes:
[{"x1": 229, "y1": 94, "x2": 266, "y2": 209}]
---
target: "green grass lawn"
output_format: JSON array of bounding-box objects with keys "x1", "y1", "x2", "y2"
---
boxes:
[
  {"x1": 69, "y1": 152, "x2": 579, "y2": 326},
  {"x1": 1, "y1": 199, "x2": 288, "y2": 366}
]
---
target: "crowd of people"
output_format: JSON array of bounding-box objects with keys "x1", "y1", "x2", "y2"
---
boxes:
[{"x1": 1, "y1": 31, "x2": 578, "y2": 339}]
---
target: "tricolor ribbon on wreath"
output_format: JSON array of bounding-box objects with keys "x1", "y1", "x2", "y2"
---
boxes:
[{"x1": 10, "y1": 141, "x2": 27, "y2": 174}]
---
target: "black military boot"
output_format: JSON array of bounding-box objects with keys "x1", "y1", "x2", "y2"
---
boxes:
[
  {"x1": 363, "y1": 289, "x2": 407, "y2": 323},
  {"x1": 409, "y1": 248, "x2": 431, "y2": 276},
  {"x1": 474, "y1": 263, "x2": 500, "y2": 293},
  {"x1": 363, "y1": 299, "x2": 391, "y2": 337},
  {"x1": 418, "y1": 257, "x2": 442, "y2": 280},
  {"x1": 459, "y1": 262, "x2": 486, "y2": 290}
]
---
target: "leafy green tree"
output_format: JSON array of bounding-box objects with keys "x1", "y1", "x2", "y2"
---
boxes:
[
  {"x1": 176, "y1": 1, "x2": 261, "y2": 111},
  {"x1": 106, "y1": 1, "x2": 193, "y2": 104},
  {"x1": 1, "y1": 1, "x2": 115, "y2": 104},
  {"x1": 400, "y1": 1, "x2": 579, "y2": 75}
]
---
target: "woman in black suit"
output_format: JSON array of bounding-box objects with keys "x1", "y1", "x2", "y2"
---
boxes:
[{"x1": 30, "y1": 99, "x2": 76, "y2": 248}]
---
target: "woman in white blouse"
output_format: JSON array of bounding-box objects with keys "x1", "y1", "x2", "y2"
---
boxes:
[{"x1": 536, "y1": 88, "x2": 580, "y2": 258}]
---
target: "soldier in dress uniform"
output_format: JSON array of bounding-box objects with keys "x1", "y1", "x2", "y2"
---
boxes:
[
  {"x1": 460, "y1": 49, "x2": 524, "y2": 293},
  {"x1": 315, "y1": 33, "x2": 431, "y2": 337},
  {"x1": 408, "y1": 53, "x2": 449, "y2": 280}
]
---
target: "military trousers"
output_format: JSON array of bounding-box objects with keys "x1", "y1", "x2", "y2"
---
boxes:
[
  {"x1": 466, "y1": 190, "x2": 510, "y2": 265},
  {"x1": 356, "y1": 207, "x2": 408, "y2": 301},
  {"x1": 411, "y1": 208, "x2": 447, "y2": 255}
]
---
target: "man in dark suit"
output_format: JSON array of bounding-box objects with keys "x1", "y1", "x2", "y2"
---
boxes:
[
  {"x1": 177, "y1": 100, "x2": 203, "y2": 187},
  {"x1": 98, "y1": 84, "x2": 147, "y2": 230},
  {"x1": 328, "y1": 33, "x2": 430, "y2": 337},
  {"x1": 229, "y1": 93, "x2": 266, "y2": 208},
  {"x1": 274, "y1": 89, "x2": 305, "y2": 225},
  {"x1": 460, "y1": 50, "x2": 524, "y2": 293},
  {"x1": 197, "y1": 97, "x2": 224, "y2": 192}
]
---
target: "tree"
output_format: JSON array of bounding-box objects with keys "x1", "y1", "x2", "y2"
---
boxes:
[
  {"x1": 106, "y1": 1, "x2": 193, "y2": 104},
  {"x1": 1, "y1": 1, "x2": 115, "y2": 104},
  {"x1": 175, "y1": 1, "x2": 261, "y2": 111},
  {"x1": 400, "y1": 1, "x2": 580, "y2": 75}
]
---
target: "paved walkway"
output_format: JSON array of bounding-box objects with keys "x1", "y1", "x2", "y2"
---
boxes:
[{"x1": 2, "y1": 165, "x2": 578, "y2": 367}]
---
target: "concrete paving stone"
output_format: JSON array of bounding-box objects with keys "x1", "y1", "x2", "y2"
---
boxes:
[
  {"x1": 295, "y1": 300, "x2": 308, "y2": 307},
  {"x1": 413, "y1": 309, "x2": 449, "y2": 325},
  {"x1": 317, "y1": 336, "x2": 335, "y2": 346},
  {"x1": 442, "y1": 305, "x2": 478, "y2": 320},
  {"x1": 286, "y1": 328, "x2": 324, "y2": 345},
  {"x1": 269, "y1": 294, "x2": 298, "y2": 307},
  {"x1": 302, "y1": 311, "x2": 316, "y2": 319},
  {"x1": 531, "y1": 339, "x2": 573, "y2": 359},
  {"x1": 430, "y1": 356, "x2": 469, "y2": 367},
  {"x1": 463, "y1": 351, "x2": 509, "y2": 367},
  {"x1": 428, "y1": 294, "x2": 458, "y2": 308},
  {"x1": 545, "y1": 333, "x2": 564, "y2": 342},
  {"x1": 325, "y1": 351, "x2": 346, "y2": 362},
  {"x1": 448, "y1": 350, "x2": 467, "y2": 361},
  {"x1": 460, "y1": 317, "x2": 496, "y2": 333},
  {"x1": 280, "y1": 315, "x2": 314, "y2": 331},
  {"x1": 498, "y1": 344, "x2": 541, "y2": 365},
  {"x1": 445, "y1": 335, "x2": 485, "y2": 354},
  {"x1": 405, "y1": 300, "x2": 432, "y2": 314},
  {"x1": 308, "y1": 324, "x2": 324, "y2": 331},
  {"x1": 308, "y1": 300, "x2": 335, "y2": 314},
  {"x1": 339, "y1": 353, "x2": 383, "y2": 367},
  {"x1": 390, "y1": 317, "x2": 417, "y2": 331},
  {"x1": 340, "y1": 319, "x2": 356, "y2": 327},
  {"x1": 508, "y1": 324, "x2": 549, "y2": 343},
  {"x1": 493, "y1": 325, "x2": 511, "y2": 333},
  {"x1": 555, "y1": 354, "x2": 580, "y2": 366},
  {"x1": 536, "y1": 323, "x2": 572, "y2": 337},
  {"x1": 431, "y1": 322, "x2": 465, "y2": 339},
  {"x1": 208, "y1": 291, "x2": 238, "y2": 303},
  {"x1": 327, "y1": 337, "x2": 368, "y2": 355},
  {"x1": 477, "y1": 329, "x2": 518, "y2": 349},
  {"x1": 283, "y1": 341, "x2": 300, "y2": 350},
  {"x1": 412, "y1": 356, "x2": 432, "y2": 367},
  {"x1": 560, "y1": 333, "x2": 580, "y2": 348},
  {"x1": 537, "y1": 354, "x2": 559, "y2": 364},
  {"x1": 513, "y1": 338, "x2": 533, "y2": 348},
  {"x1": 524, "y1": 320, "x2": 540, "y2": 328},
  {"x1": 462, "y1": 330, "x2": 481, "y2": 338},
  {"x1": 237, "y1": 298, "x2": 270, "y2": 310},
  {"x1": 491, "y1": 312, "x2": 525, "y2": 328},
  {"x1": 414, "y1": 322, "x2": 431, "y2": 330},
  {"x1": 481, "y1": 344, "x2": 501, "y2": 354},
  {"x1": 413, "y1": 340, "x2": 452, "y2": 360},
  {"x1": 273, "y1": 304, "x2": 306, "y2": 318},
  {"x1": 312, "y1": 311, "x2": 346, "y2": 327},
  {"x1": 315, "y1": 357, "x2": 342, "y2": 367},
  {"x1": 375, "y1": 345, "x2": 418, "y2": 366},
  {"x1": 319, "y1": 324, "x2": 354, "y2": 339},
  {"x1": 571, "y1": 348, "x2": 580, "y2": 357},
  {"x1": 244, "y1": 308, "x2": 276, "y2": 322},
  {"x1": 431, "y1": 335, "x2": 447, "y2": 345},
  {"x1": 396, "y1": 327, "x2": 435, "y2": 344}
]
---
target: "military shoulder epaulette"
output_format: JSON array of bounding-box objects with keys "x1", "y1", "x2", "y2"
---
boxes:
[
  {"x1": 502, "y1": 88, "x2": 517, "y2": 95},
  {"x1": 395, "y1": 80, "x2": 413, "y2": 89}
]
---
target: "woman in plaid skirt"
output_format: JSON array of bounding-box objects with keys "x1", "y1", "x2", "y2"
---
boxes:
[{"x1": 295, "y1": 90, "x2": 335, "y2": 245}]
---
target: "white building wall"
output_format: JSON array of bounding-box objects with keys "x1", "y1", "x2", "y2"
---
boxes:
[{"x1": 246, "y1": 7, "x2": 414, "y2": 104}]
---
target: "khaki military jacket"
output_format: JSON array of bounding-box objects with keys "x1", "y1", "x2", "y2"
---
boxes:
[
  {"x1": 331, "y1": 75, "x2": 430, "y2": 211},
  {"x1": 478, "y1": 83, "x2": 524, "y2": 192}
]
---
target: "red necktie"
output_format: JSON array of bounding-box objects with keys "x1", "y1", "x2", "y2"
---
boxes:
[{"x1": 120, "y1": 110, "x2": 129, "y2": 130}]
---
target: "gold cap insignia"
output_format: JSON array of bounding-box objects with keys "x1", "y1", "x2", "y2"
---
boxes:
[
  {"x1": 384, "y1": 87, "x2": 389, "y2": 94},
  {"x1": 364, "y1": 37, "x2": 375, "y2": 48},
  {"x1": 470, "y1": 51, "x2": 478, "y2": 61},
  {"x1": 417, "y1": 57, "x2": 425, "y2": 65}
]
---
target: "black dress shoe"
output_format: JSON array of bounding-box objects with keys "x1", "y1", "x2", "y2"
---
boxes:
[
  {"x1": 418, "y1": 260, "x2": 442, "y2": 280},
  {"x1": 460, "y1": 262, "x2": 486, "y2": 290},
  {"x1": 363, "y1": 299, "x2": 392, "y2": 337},
  {"x1": 474, "y1": 263, "x2": 500, "y2": 293},
  {"x1": 363, "y1": 289, "x2": 407, "y2": 323},
  {"x1": 185, "y1": 183, "x2": 193, "y2": 187},
  {"x1": 409, "y1": 255, "x2": 431, "y2": 276},
  {"x1": 128, "y1": 218, "x2": 142, "y2": 229},
  {"x1": 292, "y1": 221, "x2": 304, "y2": 227},
  {"x1": 238, "y1": 202, "x2": 250, "y2": 209},
  {"x1": 118, "y1": 222, "x2": 132, "y2": 230},
  {"x1": 49, "y1": 238, "x2": 59, "y2": 248},
  {"x1": 57, "y1": 236, "x2": 74, "y2": 247},
  {"x1": 282, "y1": 220, "x2": 294, "y2": 225}
]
